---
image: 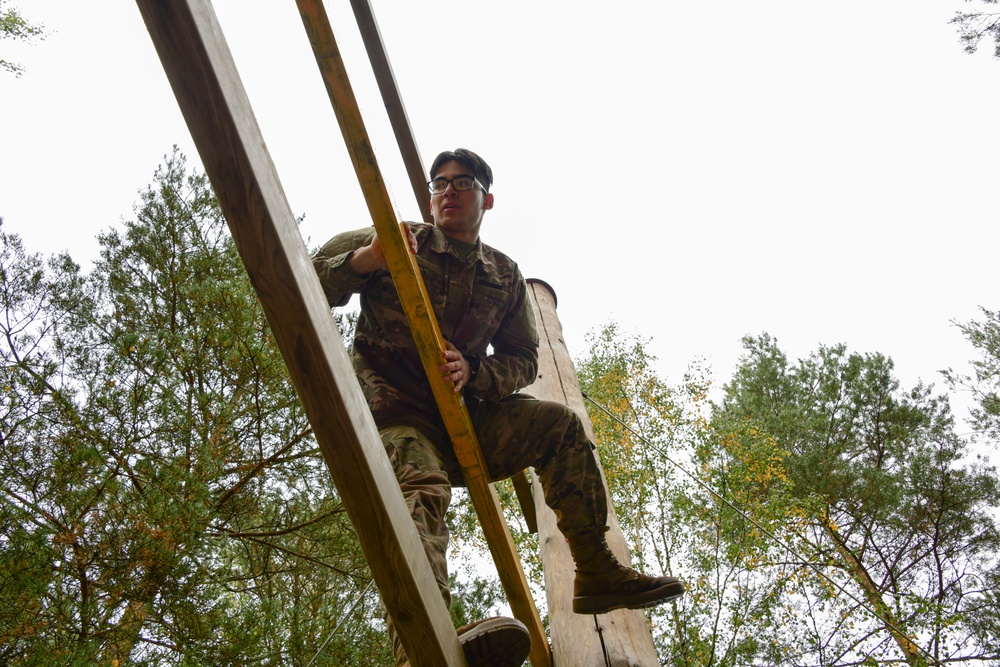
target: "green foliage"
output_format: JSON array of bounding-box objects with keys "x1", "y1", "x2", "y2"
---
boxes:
[
  {"x1": 946, "y1": 306, "x2": 1000, "y2": 445},
  {"x1": 0, "y1": 1, "x2": 44, "y2": 77},
  {"x1": 576, "y1": 322, "x2": 696, "y2": 567},
  {"x1": 575, "y1": 323, "x2": 782, "y2": 667},
  {"x1": 717, "y1": 333, "x2": 1000, "y2": 666},
  {"x1": 570, "y1": 324, "x2": 1000, "y2": 666},
  {"x1": 0, "y1": 151, "x2": 388, "y2": 665},
  {"x1": 952, "y1": 0, "x2": 1000, "y2": 59},
  {"x1": 446, "y1": 572, "x2": 505, "y2": 629}
]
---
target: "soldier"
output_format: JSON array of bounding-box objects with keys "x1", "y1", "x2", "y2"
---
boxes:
[{"x1": 313, "y1": 149, "x2": 684, "y2": 667}]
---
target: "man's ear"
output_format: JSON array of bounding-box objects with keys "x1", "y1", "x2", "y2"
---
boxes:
[{"x1": 483, "y1": 192, "x2": 495, "y2": 211}]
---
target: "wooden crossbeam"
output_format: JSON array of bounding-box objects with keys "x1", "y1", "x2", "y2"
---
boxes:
[
  {"x1": 293, "y1": 2, "x2": 552, "y2": 666},
  {"x1": 133, "y1": 1, "x2": 465, "y2": 665}
]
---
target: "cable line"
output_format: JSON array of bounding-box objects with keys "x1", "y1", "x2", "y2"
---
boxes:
[
  {"x1": 581, "y1": 391, "x2": 941, "y2": 667},
  {"x1": 306, "y1": 578, "x2": 376, "y2": 667},
  {"x1": 592, "y1": 614, "x2": 613, "y2": 667}
]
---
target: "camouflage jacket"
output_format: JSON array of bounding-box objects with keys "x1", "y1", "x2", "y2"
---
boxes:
[{"x1": 312, "y1": 222, "x2": 539, "y2": 428}]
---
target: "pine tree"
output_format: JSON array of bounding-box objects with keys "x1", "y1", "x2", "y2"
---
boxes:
[{"x1": 0, "y1": 151, "x2": 389, "y2": 666}]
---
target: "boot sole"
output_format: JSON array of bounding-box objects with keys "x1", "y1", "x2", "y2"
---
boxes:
[
  {"x1": 573, "y1": 580, "x2": 686, "y2": 615},
  {"x1": 460, "y1": 617, "x2": 532, "y2": 667}
]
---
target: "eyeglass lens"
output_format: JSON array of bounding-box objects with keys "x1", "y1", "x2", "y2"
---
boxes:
[{"x1": 428, "y1": 176, "x2": 477, "y2": 194}]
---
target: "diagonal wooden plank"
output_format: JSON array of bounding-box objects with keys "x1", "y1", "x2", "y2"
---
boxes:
[
  {"x1": 133, "y1": 2, "x2": 465, "y2": 665},
  {"x1": 348, "y1": 0, "x2": 539, "y2": 536},
  {"x1": 347, "y1": 0, "x2": 431, "y2": 223},
  {"x1": 293, "y1": 2, "x2": 551, "y2": 665}
]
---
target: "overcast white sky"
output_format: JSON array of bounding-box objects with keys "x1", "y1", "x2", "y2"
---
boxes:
[{"x1": 2, "y1": 1, "x2": 999, "y2": 458}]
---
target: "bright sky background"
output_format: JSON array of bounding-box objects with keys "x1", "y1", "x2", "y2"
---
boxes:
[{"x1": 2, "y1": 1, "x2": 999, "y2": 462}]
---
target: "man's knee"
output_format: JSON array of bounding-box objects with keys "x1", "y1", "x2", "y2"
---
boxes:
[
  {"x1": 381, "y1": 425, "x2": 446, "y2": 471},
  {"x1": 540, "y1": 398, "x2": 583, "y2": 427}
]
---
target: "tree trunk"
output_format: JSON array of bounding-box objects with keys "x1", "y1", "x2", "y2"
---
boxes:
[{"x1": 822, "y1": 514, "x2": 930, "y2": 666}]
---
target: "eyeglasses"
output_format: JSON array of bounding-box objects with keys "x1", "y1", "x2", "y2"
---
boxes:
[{"x1": 427, "y1": 175, "x2": 486, "y2": 195}]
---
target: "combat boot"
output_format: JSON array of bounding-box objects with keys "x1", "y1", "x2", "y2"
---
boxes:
[
  {"x1": 399, "y1": 615, "x2": 530, "y2": 667},
  {"x1": 570, "y1": 533, "x2": 685, "y2": 615}
]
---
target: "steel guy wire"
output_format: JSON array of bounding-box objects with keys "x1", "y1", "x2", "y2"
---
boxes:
[
  {"x1": 593, "y1": 613, "x2": 613, "y2": 667},
  {"x1": 306, "y1": 578, "x2": 376, "y2": 667}
]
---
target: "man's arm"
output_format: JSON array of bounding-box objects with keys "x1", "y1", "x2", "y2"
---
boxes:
[
  {"x1": 312, "y1": 227, "x2": 377, "y2": 307},
  {"x1": 312, "y1": 225, "x2": 418, "y2": 306},
  {"x1": 463, "y1": 271, "x2": 539, "y2": 402}
]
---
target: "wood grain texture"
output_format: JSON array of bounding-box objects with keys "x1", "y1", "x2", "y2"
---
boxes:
[
  {"x1": 133, "y1": 1, "x2": 464, "y2": 665},
  {"x1": 525, "y1": 280, "x2": 660, "y2": 666}
]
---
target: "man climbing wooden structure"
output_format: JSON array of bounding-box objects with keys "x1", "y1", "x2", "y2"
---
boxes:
[
  {"x1": 310, "y1": 1, "x2": 667, "y2": 662},
  {"x1": 136, "y1": 1, "x2": 679, "y2": 665},
  {"x1": 293, "y1": 2, "x2": 549, "y2": 664}
]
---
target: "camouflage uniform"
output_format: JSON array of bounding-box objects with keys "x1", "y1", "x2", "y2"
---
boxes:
[{"x1": 313, "y1": 223, "x2": 608, "y2": 663}]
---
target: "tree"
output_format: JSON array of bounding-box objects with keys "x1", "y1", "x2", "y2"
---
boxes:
[
  {"x1": 945, "y1": 306, "x2": 1000, "y2": 444},
  {"x1": 952, "y1": 0, "x2": 1000, "y2": 58},
  {"x1": 576, "y1": 323, "x2": 767, "y2": 666},
  {"x1": 716, "y1": 334, "x2": 1000, "y2": 666},
  {"x1": 576, "y1": 323, "x2": 853, "y2": 666},
  {"x1": 0, "y1": 151, "x2": 388, "y2": 665},
  {"x1": 0, "y1": 1, "x2": 44, "y2": 77}
]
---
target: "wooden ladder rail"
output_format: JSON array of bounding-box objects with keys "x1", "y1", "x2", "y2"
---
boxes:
[
  {"x1": 344, "y1": 0, "x2": 431, "y2": 223},
  {"x1": 346, "y1": 0, "x2": 539, "y2": 535},
  {"x1": 294, "y1": 3, "x2": 552, "y2": 666},
  {"x1": 134, "y1": 1, "x2": 467, "y2": 664}
]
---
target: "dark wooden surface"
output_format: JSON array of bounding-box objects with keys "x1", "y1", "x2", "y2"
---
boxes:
[{"x1": 348, "y1": 0, "x2": 432, "y2": 223}]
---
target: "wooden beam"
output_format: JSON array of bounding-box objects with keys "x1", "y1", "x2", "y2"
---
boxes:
[
  {"x1": 349, "y1": 0, "x2": 539, "y2": 531},
  {"x1": 525, "y1": 280, "x2": 660, "y2": 666},
  {"x1": 133, "y1": 2, "x2": 465, "y2": 665},
  {"x1": 348, "y1": 0, "x2": 432, "y2": 222},
  {"x1": 293, "y1": 2, "x2": 551, "y2": 666},
  {"x1": 511, "y1": 472, "x2": 538, "y2": 534}
]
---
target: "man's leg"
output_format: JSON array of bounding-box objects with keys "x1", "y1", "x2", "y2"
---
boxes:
[
  {"x1": 379, "y1": 425, "x2": 453, "y2": 666},
  {"x1": 378, "y1": 425, "x2": 530, "y2": 667},
  {"x1": 471, "y1": 394, "x2": 685, "y2": 614}
]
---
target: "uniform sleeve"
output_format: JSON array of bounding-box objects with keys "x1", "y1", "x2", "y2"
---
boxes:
[
  {"x1": 466, "y1": 270, "x2": 539, "y2": 401},
  {"x1": 312, "y1": 227, "x2": 378, "y2": 307}
]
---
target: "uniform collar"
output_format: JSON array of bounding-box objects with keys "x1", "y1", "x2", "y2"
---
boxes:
[{"x1": 426, "y1": 224, "x2": 485, "y2": 268}]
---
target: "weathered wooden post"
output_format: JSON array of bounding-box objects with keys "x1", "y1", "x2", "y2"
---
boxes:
[{"x1": 524, "y1": 279, "x2": 660, "y2": 666}]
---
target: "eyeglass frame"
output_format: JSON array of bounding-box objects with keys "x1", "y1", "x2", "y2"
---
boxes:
[{"x1": 426, "y1": 174, "x2": 488, "y2": 195}]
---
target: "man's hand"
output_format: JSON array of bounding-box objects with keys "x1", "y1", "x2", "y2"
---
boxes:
[
  {"x1": 348, "y1": 223, "x2": 418, "y2": 275},
  {"x1": 439, "y1": 340, "x2": 472, "y2": 392}
]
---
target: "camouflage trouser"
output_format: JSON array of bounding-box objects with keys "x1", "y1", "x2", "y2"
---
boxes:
[{"x1": 381, "y1": 393, "x2": 608, "y2": 666}]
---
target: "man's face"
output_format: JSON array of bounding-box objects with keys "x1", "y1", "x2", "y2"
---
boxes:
[{"x1": 429, "y1": 160, "x2": 494, "y2": 243}]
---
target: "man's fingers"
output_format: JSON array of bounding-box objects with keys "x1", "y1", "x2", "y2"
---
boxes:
[{"x1": 401, "y1": 223, "x2": 418, "y2": 254}]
